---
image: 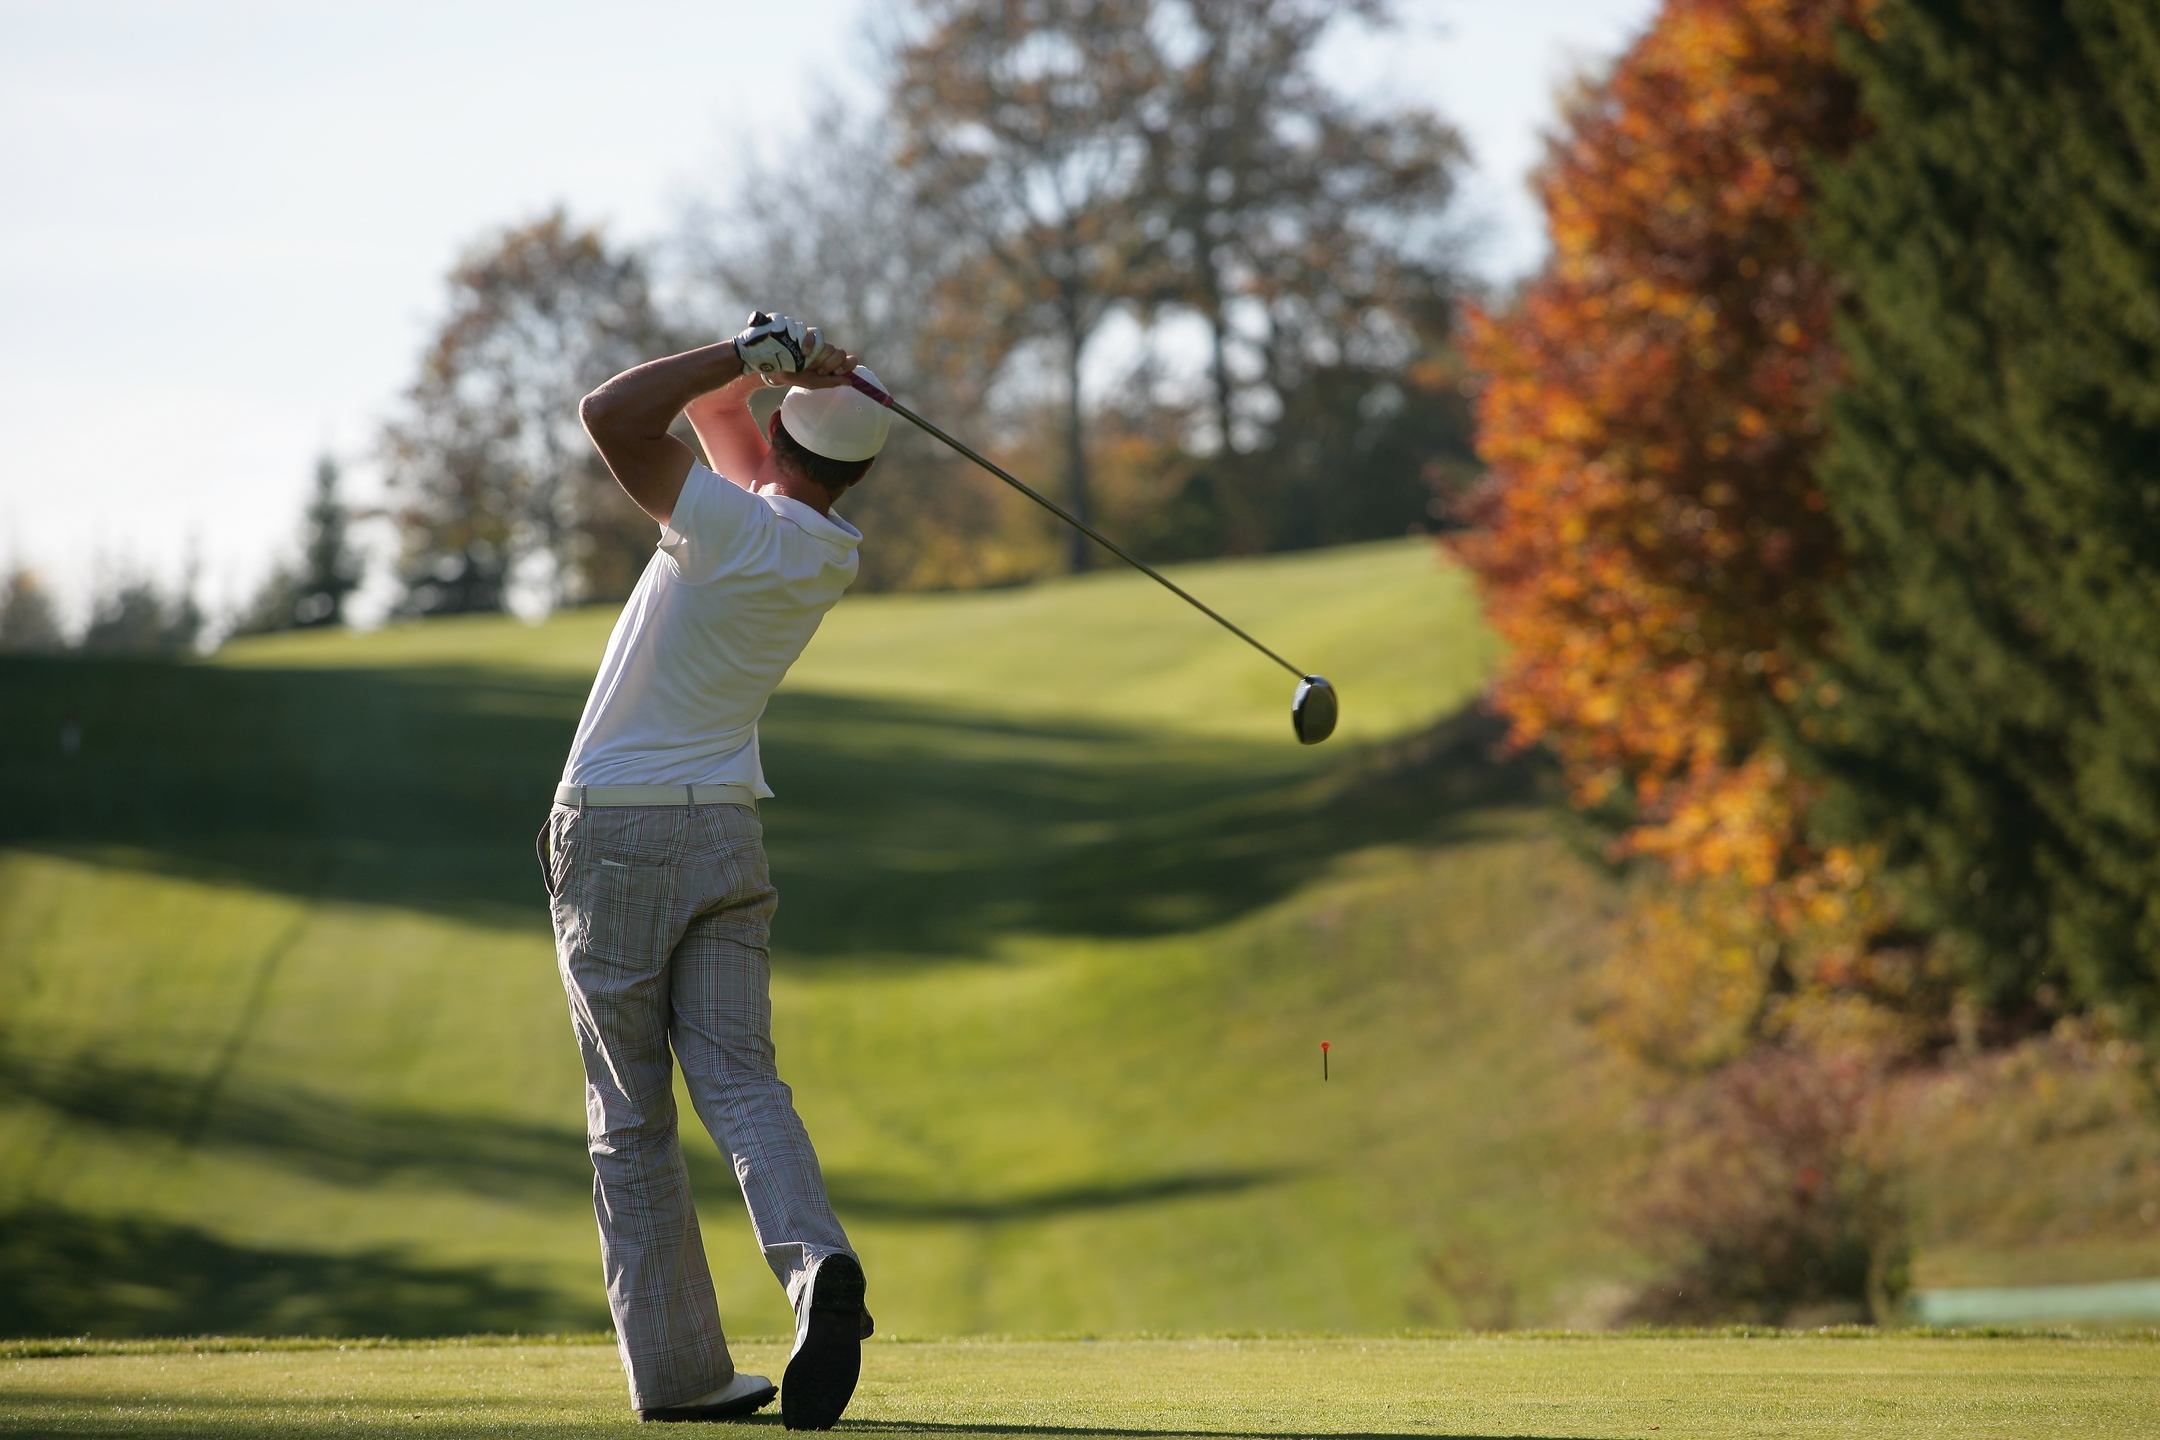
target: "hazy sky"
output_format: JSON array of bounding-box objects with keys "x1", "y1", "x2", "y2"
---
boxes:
[{"x1": 0, "y1": 0, "x2": 1655, "y2": 629}]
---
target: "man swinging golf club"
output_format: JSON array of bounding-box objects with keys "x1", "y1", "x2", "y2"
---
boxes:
[{"x1": 538, "y1": 312, "x2": 882, "y2": 1427}]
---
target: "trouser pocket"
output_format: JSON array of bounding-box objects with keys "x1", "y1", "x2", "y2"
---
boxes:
[{"x1": 536, "y1": 809, "x2": 565, "y2": 901}]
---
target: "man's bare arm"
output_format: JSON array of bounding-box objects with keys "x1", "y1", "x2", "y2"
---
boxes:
[
  {"x1": 580, "y1": 315, "x2": 862, "y2": 524},
  {"x1": 578, "y1": 342, "x2": 747, "y2": 527},
  {"x1": 683, "y1": 374, "x2": 770, "y2": 490}
]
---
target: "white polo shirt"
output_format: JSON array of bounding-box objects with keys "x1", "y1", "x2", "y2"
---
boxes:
[{"x1": 560, "y1": 463, "x2": 861, "y2": 796}]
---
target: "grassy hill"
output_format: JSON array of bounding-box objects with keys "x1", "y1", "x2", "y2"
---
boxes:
[
  {"x1": 0, "y1": 539, "x2": 1648, "y2": 1340},
  {"x1": 7, "y1": 533, "x2": 2160, "y2": 1346}
]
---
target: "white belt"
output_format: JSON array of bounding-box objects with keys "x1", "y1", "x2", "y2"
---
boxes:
[{"x1": 553, "y1": 782, "x2": 759, "y2": 809}]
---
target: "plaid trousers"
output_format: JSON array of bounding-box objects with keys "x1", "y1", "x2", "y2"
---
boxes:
[{"x1": 539, "y1": 799, "x2": 856, "y2": 1411}]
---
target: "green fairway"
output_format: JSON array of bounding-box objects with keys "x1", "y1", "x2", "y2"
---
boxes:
[
  {"x1": 1, "y1": 540, "x2": 1641, "y2": 1339},
  {"x1": 4, "y1": 1333, "x2": 2157, "y2": 1438},
  {"x1": 6, "y1": 535, "x2": 2149, "y2": 1345}
]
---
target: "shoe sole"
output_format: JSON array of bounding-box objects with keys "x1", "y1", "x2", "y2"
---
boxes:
[
  {"x1": 783, "y1": 1254, "x2": 865, "y2": 1430},
  {"x1": 639, "y1": 1382, "x2": 778, "y2": 1421}
]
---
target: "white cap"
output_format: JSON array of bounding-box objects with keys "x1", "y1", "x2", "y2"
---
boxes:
[{"x1": 748, "y1": 365, "x2": 892, "y2": 463}]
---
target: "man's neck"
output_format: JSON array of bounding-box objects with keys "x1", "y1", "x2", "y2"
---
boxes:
[{"x1": 753, "y1": 462, "x2": 836, "y2": 516}]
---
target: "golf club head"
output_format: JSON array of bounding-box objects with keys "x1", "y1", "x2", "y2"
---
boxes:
[{"x1": 1292, "y1": 675, "x2": 1338, "y2": 745}]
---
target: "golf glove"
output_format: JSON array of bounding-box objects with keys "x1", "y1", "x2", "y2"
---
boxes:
[{"x1": 735, "y1": 311, "x2": 818, "y2": 379}]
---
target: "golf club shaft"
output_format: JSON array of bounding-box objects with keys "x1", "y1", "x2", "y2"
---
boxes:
[{"x1": 849, "y1": 374, "x2": 1308, "y2": 682}]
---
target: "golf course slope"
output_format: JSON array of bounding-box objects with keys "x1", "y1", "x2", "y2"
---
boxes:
[
  {"x1": 5, "y1": 1332, "x2": 2157, "y2": 1438},
  {"x1": 3, "y1": 538, "x2": 1647, "y2": 1340}
]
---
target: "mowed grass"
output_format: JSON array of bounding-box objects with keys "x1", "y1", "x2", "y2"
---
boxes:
[
  {"x1": 0, "y1": 540, "x2": 1640, "y2": 1340},
  {"x1": 4, "y1": 1333, "x2": 2157, "y2": 1438}
]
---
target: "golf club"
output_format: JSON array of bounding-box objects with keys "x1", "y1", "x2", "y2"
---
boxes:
[{"x1": 844, "y1": 371, "x2": 1339, "y2": 745}]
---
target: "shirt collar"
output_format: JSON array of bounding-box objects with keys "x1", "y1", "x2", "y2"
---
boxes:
[{"x1": 762, "y1": 492, "x2": 862, "y2": 550}]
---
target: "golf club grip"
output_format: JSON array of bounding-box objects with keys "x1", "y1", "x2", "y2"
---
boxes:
[{"x1": 847, "y1": 373, "x2": 1307, "y2": 682}]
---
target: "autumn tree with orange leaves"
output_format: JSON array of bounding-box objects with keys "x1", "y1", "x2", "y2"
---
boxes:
[{"x1": 1455, "y1": 0, "x2": 1924, "y2": 1068}]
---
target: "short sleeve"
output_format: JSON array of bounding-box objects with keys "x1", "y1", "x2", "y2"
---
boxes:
[{"x1": 660, "y1": 463, "x2": 768, "y2": 582}]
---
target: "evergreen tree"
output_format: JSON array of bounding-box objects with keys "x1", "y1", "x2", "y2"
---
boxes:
[
  {"x1": 162, "y1": 551, "x2": 204, "y2": 653},
  {"x1": 0, "y1": 566, "x2": 67, "y2": 652},
  {"x1": 80, "y1": 566, "x2": 198, "y2": 656},
  {"x1": 295, "y1": 455, "x2": 360, "y2": 627},
  {"x1": 79, "y1": 580, "x2": 169, "y2": 653},
  {"x1": 1789, "y1": 0, "x2": 2160, "y2": 1033},
  {"x1": 227, "y1": 456, "x2": 361, "y2": 636},
  {"x1": 231, "y1": 562, "x2": 304, "y2": 638}
]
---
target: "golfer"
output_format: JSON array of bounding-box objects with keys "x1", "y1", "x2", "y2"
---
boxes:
[{"x1": 536, "y1": 313, "x2": 882, "y2": 1427}]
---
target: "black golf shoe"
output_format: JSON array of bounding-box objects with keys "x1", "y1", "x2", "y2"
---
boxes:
[{"x1": 782, "y1": 1252, "x2": 867, "y2": 1430}]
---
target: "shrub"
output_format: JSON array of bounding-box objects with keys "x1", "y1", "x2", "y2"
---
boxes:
[{"x1": 1622, "y1": 1047, "x2": 1908, "y2": 1324}]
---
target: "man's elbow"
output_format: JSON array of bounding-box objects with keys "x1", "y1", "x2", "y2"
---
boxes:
[
  {"x1": 578, "y1": 391, "x2": 631, "y2": 478},
  {"x1": 578, "y1": 387, "x2": 614, "y2": 434}
]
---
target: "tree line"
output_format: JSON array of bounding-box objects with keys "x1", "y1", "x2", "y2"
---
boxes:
[
  {"x1": 384, "y1": 0, "x2": 1474, "y2": 610},
  {"x1": 4, "y1": 0, "x2": 1471, "y2": 651},
  {"x1": 1460, "y1": 0, "x2": 2160, "y2": 1321},
  {"x1": 0, "y1": 454, "x2": 361, "y2": 655}
]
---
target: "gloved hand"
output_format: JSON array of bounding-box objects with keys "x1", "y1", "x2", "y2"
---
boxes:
[{"x1": 734, "y1": 311, "x2": 819, "y2": 379}]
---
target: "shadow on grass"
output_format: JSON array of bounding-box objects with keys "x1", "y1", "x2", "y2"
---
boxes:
[
  {"x1": 0, "y1": 655, "x2": 1542, "y2": 962},
  {"x1": 0, "y1": 1053, "x2": 1288, "y2": 1228},
  {"x1": 759, "y1": 691, "x2": 1537, "y2": 961},
  {"x1": 0, "y1": 1394, "x2": 1584, "y2": 1440},
  {"x1": 0, "y1": 1053, "x2": 1292, "y2": 1337},
  {"x1": 0, "y1": 657, "x2": 585, "y2": 930},
  {"x1": 0, "y1": 1207, "x2": 590, "y2": 1340},
  {"x1": 833, "y1": 1426, "x2": 1587, "y2": 1440},
  {"x1": 824, "y1": 1168, "x2": 1288, "y2": 1223},
  {"x1": 0, "y1": 654, "x2": 1523, "y2": 1342},
  {"x1": 0, "y1": 1052, "x2": 626, "y2": 1203}
]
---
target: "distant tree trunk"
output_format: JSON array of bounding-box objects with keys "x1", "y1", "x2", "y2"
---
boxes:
[
  {"x1": 1060, "y1": 290, "x2": 1093, "y2": 572},
  {"x1": 1125, "y1": 1, "x2": 1468, "y2": 553},
  {"x1": 1207, "y1": 307, "x2": 1235, "y2": 456},
  {"x1": 891, "y1": 0, "x2": 1161, "y2": 578},
  {"x1": 381, "y1": 209, "x2": 674, "y2": 616},
  {"x1": 535, "y1": 425, "x2": 571, "y2": 609}
]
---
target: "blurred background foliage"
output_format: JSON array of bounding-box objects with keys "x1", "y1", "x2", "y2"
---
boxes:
[
  {"x1": 379, "y1": 0, "x2": 1473, "y2": 604},
  {"x1": 1457, "y1": 0, "x2": 2160, "y2": 1322}
]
